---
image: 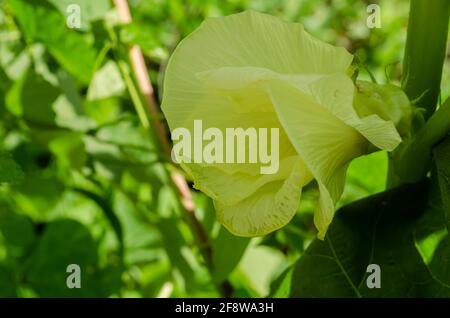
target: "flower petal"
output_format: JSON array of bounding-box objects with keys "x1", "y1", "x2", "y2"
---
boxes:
[
  {"x1": 162, "y1": 10, "x2": 353, "y2": 128},
  {"x1": 307, "y1": 74, "x2": 402, "y2": 151},
  {"x1": 182, "y1": 156, "x2": 310, "y2": 206},
  {"x1": 268, "y1": 79, "x2": 367, "y2": 239},
  {"x1": 215, "y1": 158, "x2": 311, "y2": 236}
]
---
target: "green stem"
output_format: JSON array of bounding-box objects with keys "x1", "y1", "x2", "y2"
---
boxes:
[
  {"x1": 388, "y1": 0, "x2": 450, "y2": 187},
  {"x1": 394, "y1": 98, "x2": 450, "y2": 183},
  {"x1": 117, "y1": 60, "x2": 151, "y2": 129},
  {"x1": 402, "y1": 0, "x2": 450, "y2": 119}
]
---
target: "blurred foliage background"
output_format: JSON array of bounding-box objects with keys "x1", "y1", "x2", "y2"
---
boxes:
[{"x1": 0, "y1": 0, "x2": 448, "y2": 297}]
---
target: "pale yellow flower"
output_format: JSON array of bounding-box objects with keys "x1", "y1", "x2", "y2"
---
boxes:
[{"x1": 162, "y1": 11, "x2": 401, "y2": 239}]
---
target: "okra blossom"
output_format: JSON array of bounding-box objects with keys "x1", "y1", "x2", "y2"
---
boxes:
[{"x1": 162, "y1": 11, "x2": 402, "y2": 239}]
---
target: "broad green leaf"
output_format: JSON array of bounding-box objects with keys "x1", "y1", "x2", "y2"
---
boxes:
[
  {"x1": 0, "y1": 207, "x2": 35, "y2": 258},
  {"x1": 211, "y1": 227, "x2": 250, "y2": 283},
  {"x1": 83, "y1": 98, "x2": 121, "y2": 125},
  {"x1": 83, "y1": 118, "x2": 159, "y2": 180},
  {"x1": 434, "y1": 137, "x2": 450, "y2": 227},
  {"x1": 112, "y1": 189, "x2": 161, "y2": 265},
  {"x1": 12, "y1": 174, "x2": 64, "y2": 221},
  {"x1": 193, "y1": 193, "x2": 216, "y2": 237},
  {"x1": 413, "y1": 136, "x2": 450, "y2": 288},
  {"x1": 53, "y1": 95, "x2": 97, "y2": 132},
  {"x1": 48, "y1": 132, "x2": 87, "y2": 171},
  {"x1": 234, "y1": 244, "x2": 286, "y2": 297},
  {"x1": 414, "y1": 169, "x2": 450, "y2": 293},
  {"x1": 341, "y1": 151, "x2": 388, "y2": 204},
  {"x1": 87, "y1": 61, "x2": 126, "y2": 101},
  {"x1": 6, "y1": 67, "x2": 59, "y2": 125},
  {"x1": 157, "y1": 217, "x2": 200, "y2": 293},
  {"x1": 24, "y1": 219, "x2": 100, "y2": 297},
  {"x1": 269, "y1": 266, "x2": 294, "y2": 298},
  {"x1": 291, "y1": 180, "x2": 450, "y2": 297},
  {"x1": 28, "y1": 43, "x2": 59, "y2": 84},
  {"x1": 57, "y1": 70, "x2": 84, "y2": 114},
  {"x1": 73, "y1": 188, "x2": 124, "y2": 261}
]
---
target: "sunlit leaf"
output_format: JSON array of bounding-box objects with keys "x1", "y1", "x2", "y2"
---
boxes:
[{"x1": 10, "y1": 0, "x2": 98, "y2": 84}]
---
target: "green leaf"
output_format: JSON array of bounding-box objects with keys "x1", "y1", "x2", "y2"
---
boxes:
[
  {"x1": 72, "y1": 188, "x2": 124, "y2": 261},
  {"x1": 341, "y1": 151, "x2": 388, "y2": 204},
  {"x1": 269, "y1": 266, "x2": 294, "y2": 298},
  {"x1": 83, "y1": 118, "x2": 159, "y2": 180},
  {"x1": 157, "y1": 217, "x2": 199, "y2": 293},
  {"x1": 87, "y1": 61, "x2": 126, "y2": 101},
  {"x1": 112, "y1": 190, "x2": 161, "y2": 265},
  {"x1": 10, "y1": 0, "x2": 98, "y2": 84},
  {"x1": 57, "y1": 70, "x2": 84, "y2": 114},
  {"x1": 0, "y1": 207, "x2": 35, "y2": 258},
  {"x1": 13, "y1": 174, "x2": 64, "y2": 221},
  {"x1": 234, "y1": 245, "x2": 286, "y2": 297},
  {"x1": 414, "y1": 169, "x2": 450, "y2": 295},
  {"x1": 434, "y1": 137, "x2": 450, "y2": 227},
  {"x1": 24, "y1": 219, "x2": 100, "y2": 297},
  {"x1": 0, "y1": 264, "x2": 17, "y2": 297},
  {"x1": 48, "y1": 132, "x2": 87, "y2": 171},
  {"x1": 291, "y1": 180, "x2": 450, "y2": 297},
  {"x1": 193, "y1": 194, "x2": 216, "y2": 237},
  {"x1": 211, "y1": 227, "x2": 250, "y2": 283},
  {"x1": 48, "y1": 0, "x2": 111, "y2": 30},
  {"x1": 119, "y1": 23, "x2": 168, "y2": 60},
  {"x1": 6, "y1": 67, "x2": 59, "y2": 125},
  {"x1": 0, "y1": 152, "x2": 24, "y2": 184}
]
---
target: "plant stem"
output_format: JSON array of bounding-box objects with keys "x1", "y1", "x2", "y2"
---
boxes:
[
  {"x1": 393, "y1": 98, "x2": 450, "y2": 183},
  {"x1": 402, "y1": 0, "x2": 450, "y2": 119},
  {"x1": 118, "y1": 61, "x2": 151, "y2": 129},
  {"x1": 388, "y1": 0, "x2": 450, "y2": 187}
]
